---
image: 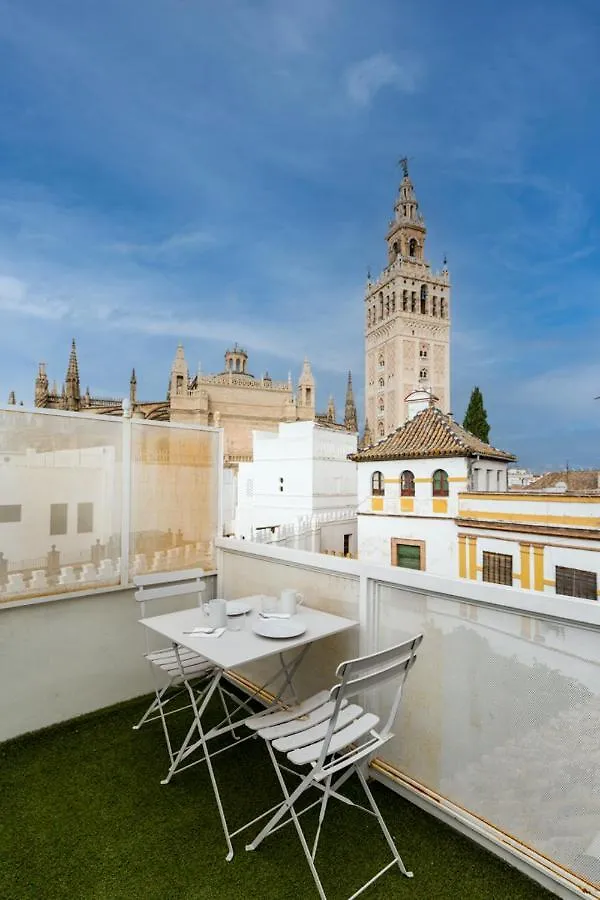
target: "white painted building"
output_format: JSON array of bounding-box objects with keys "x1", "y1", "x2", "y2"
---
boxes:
[
  {"x1": 235, "y1": 421, "x2": 358, "y2": 551},
  {"x1": 352, "y1": 403, "x2": 600, "y2": 602}
]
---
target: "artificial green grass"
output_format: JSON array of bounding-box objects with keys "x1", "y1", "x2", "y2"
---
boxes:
[{"x1": 0, "y1": 695, "x2": 555, "y2": 900}]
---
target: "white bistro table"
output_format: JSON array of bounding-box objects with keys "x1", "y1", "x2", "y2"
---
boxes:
[{"x1": 139, "y1": 594, "x2": 358, "y2": 859}]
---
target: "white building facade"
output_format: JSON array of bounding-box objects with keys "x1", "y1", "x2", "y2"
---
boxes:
[
  {"x1": 352, "y1": 406, "x2": 600, "y2": 602},
  {"x1": 235, "y1": 421, "x2": 358, "y2": 550}
]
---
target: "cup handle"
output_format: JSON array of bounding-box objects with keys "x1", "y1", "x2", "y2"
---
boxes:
[{"x1": 296, "y1": 593, "x2": 304, "y2": 606}]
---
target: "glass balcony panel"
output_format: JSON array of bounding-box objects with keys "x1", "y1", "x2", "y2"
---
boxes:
[
  {"x1": 0, "y1": 408, "x2": 122, "y2": 601},
  {"x1": 130, "y1": 421, "x2": 220, "y2": 575},
  {"x1": 372, "y1": 582, "x2": 600, "y2": 888}
]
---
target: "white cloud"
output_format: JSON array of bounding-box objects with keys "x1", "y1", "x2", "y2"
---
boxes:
[
  {"x1": 111, "y1": 230, "x2": 216, "y2": 256},
  {"x1": 520, "y1": 362, "x2": 600, "y2": 419},
  {"x1": 345, "y1": 53, "x2": 420, "y2": 106},
  {"x1": 0, "y1": 275, "x2": 70, "y2": 320}
]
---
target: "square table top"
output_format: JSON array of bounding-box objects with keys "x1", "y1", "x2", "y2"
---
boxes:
[{"x1": 140, "y1": 594, "x2": 358, "y2": 670}]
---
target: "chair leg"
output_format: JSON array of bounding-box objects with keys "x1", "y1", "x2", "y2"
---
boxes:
[
  {"x1": 355, "y1": 766, "x2": 413, "y2": 878},
  {"x1": 248, "y1": 743, "x2": 327, "y2": 899}
]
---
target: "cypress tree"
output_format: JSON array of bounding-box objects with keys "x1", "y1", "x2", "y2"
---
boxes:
[{"x1": 463, "y1": 386, "x2": 490, "y2": 442}]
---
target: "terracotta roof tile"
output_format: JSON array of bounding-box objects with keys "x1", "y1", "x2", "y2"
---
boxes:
[
  {"x1": 527, "y1": 470, "x2": 600, "y2": 492},
  {"x1": 349, "y1": 406, "x2": 515, "y2": 463}
]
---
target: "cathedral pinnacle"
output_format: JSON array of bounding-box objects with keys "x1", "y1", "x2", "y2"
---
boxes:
[
  {"x1": 64, "y1": 339, "x2": 81, "y2": 410},
  {"x1": 344, "y1": 370, "x2": 358, "y2": 433}
]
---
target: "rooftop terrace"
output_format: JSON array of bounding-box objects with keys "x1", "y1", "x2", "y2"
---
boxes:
[
  {"x1": 2, "y1": 694, "x2": 554, "y2": 900},
  {"x1": 1, "y1": 405, "x2": 599, "y2": 899}
]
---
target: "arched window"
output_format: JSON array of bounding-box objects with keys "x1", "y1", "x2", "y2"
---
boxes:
[
  {"x1": 420, "y1": 284, "x2": 428, "y2": 314},
  {"x1": 409, "y1": 238, "x2": 417, "y2": 257},
  {"x1": 419, "y1": 348, "x2": 428, "y2": 358},
  {"x1": 378, "y1": 377, "x2": 384, "y2": 389},
  {"x1": 411, "y1": 292, "x2": 416, "y2": 313},
  {"x1": 402, "y1": 290, "x2": 408, "y2": 311},
  {"x1": 385, "y1": 297, "x2": 390, "y2": 316},
  {"x1": 378, "y1": 397, "x2": 384, "y2": 411},
  {"x1": 440, "y1": 298, "x2": 446, "y2": 318},
  {"x1": 371, "y1": 471, "x2": 384, "y2": 496},
  {"x1": 419, "y1": 368, "x2": 428, "y2": 380},
  {"x1": 432, "y1": 469, "x2": 449, "y2": 497},
  {"x1": 401, "y1": 470, "x2": 415, "y2": 497},
  {"x1": 378, "y1": 422, "x2": 385, "y2": 437},
  {"x1": 378, "y1": 353, "x2": 385, "y2": 369},
  {"x1": 393, "y1": 241, "x2": 399, "y2": 257},
  {"x1": 379, "y1": 293, "x2": 384, "y2": 319},
  {"x1": 391, "y1": 292, "x2": 396, "y2": 312},
  {"x1": 432, "y1": 296, "x2": 437, "y2": 316}
]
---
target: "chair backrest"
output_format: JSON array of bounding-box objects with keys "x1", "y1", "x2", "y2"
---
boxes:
[
  {"x1": 134, "y1": 567, "x2": 206, "y2": 621},
  {"x1": 330, "y1": 633, "x2": 423, "y2": 737}
]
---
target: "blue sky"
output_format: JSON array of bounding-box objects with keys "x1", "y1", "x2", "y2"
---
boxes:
[{"x1": 1, "y1": 0, "x2": 599, "y2": 470}]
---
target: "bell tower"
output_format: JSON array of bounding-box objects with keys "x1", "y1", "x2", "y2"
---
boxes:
[{"x1": 364, "y1": 159, "x2": 451, "y2": 439}]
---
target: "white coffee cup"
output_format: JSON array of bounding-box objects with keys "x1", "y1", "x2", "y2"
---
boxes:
[
  {"x1": 280, "y1": 588, "x2": 304, "y2": 616},
  {"x1": 211, "y1": 598, "x2": 227, "y2": 628}
]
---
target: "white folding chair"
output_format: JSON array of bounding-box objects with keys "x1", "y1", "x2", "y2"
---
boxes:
[
  {"x1": 243, "y1": 633, "x2": 423, "y2": 900},
  {"x1": 133, "y1": 569, "x2": 215, "y2": 765}
]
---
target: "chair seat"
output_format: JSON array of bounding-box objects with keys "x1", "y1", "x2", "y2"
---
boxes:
[
  {"x1": 272, "y1": 704, "x2": 363, "y2": 753},
  {"x1": 287, "y1": 713, "x2": 380, "y2": 766},
  {"x1": 147, "y1": 646, "x2": 213, "y2": 679},
  {"x1": 245, "y1": 690, "x2": 331, "y2": 732},
  {"x1": 257, "y1": 698, "x2": 349, "y2": 742}
]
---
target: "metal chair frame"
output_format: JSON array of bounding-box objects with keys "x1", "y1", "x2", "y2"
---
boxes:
[
  {"x1": 133, "y1": 569, "x2": 235, "y2": 768},
  {"x1": 243, "y1": 633, "x2": 423, "y2": 899}
]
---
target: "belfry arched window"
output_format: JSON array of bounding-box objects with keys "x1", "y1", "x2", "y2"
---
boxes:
[
  {"x1": 371, "y1": 471, "x2": 384, "y2": 496},
  {"x1": 419, "y1": 368, "x2": 428, "y2": 380},
  {"x1": 440, "y1": 298, "x2": 446, "y2": 318},
  {"x1": 409, "y1": 238, "x2": 417, "y2": 258},
  {"x1": 401, "y1": 470, "x2": 415, "y2": 497},
  {"x1": 420, "y1": 284, "x2": 428, "y2": 314},
  {"x1": 432, "y1": 296, "x2": 437, "y2": 316},
  {"x1": 432, "y1": 469, "x2": 449, "y2": 497},
  {"x1": 402, "y1": 290, "x2": 408, "y2": 311},
  {"x1": 378, "y1": 422, "x2": 385, "y2": 437}
]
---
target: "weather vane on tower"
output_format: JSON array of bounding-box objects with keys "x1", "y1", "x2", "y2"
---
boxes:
[{"x1": 398, "y1": 156, "x2": 410, "y2": 178}]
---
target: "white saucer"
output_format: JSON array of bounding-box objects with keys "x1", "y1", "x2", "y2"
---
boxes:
[
  {"x1": 226, "y1": 600, "x2": 252, "y2": 617},
  {"x1": 252, "y1": 617, "x2": 307, "y2": 640}
]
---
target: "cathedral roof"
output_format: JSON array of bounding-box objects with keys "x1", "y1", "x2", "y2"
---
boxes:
[{"x1": 349, "y1": 406, "x2": 515, "y2": 463}]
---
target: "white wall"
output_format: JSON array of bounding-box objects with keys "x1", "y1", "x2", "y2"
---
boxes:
[
  {"x1": 0, "y1": 447, "x2": 118, "y2": 565},
  {"x1": 235, "y1": 421, "x2": 357, "y2": 537},
  {"x1": 0, "y1": 576, "x2": 218, "y2": 742},
  {"x1": 358, "y1": 513, "x2": 457, "y2": 574},
  {"x1": 357, "y1": 455, "x2": 469, "y2": 517}
]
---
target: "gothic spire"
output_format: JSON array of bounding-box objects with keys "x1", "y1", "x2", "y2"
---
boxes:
[
  {"x1": 64, "y1": 339, "x2": 81, "y2": 410},
  {"x1": 361, "y1": 418, "x2": 372, "y2": 450},
  {"x1": 344, "y1": 370, "x2": 358, "y2": 433},
  {"x1": 130, "y1": 368, "x2": 137, "y2": 407},
  {"x1": 327, "y1": 395, "x2": 336, "y2": 423}
]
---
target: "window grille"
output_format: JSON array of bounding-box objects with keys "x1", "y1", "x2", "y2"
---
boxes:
[
  {"x1": 400, "y1": 470, "x2": 415, "y2": 497},
  {"x1": 371, "y1": 471, "x2": 384, "y2": 496},
  {"x1": 556, "y1": 566, "x2": 597, "y2": 601},
  {"x1": 432, "y1": 469, "x2": 449, "y2": 497},
  {"x1": 482, "y1": 551, "x2": 513, "y2": 586}
]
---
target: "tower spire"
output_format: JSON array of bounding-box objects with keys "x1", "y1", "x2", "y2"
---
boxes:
[
  {"x1": 64, "y1": 339, "x2": 81, "y2": 411},
  {"x1": 35, "y1": 362, "x2": 49, "y2": 407},
  {"x1": 344, "y1": 370, "x2": 358, "y2": 433},
  {"x1": 130, "y1": 368, "x2": 137, "y2": 408}
]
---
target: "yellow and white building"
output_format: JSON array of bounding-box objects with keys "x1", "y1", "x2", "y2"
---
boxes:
[{"x1": 351, "y1": 401, "x2": 600, "y2": 602}]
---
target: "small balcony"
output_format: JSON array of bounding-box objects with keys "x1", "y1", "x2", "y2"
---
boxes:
[{"x1": 1, "y1": 406, "x2": 599, "y2": 899}]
